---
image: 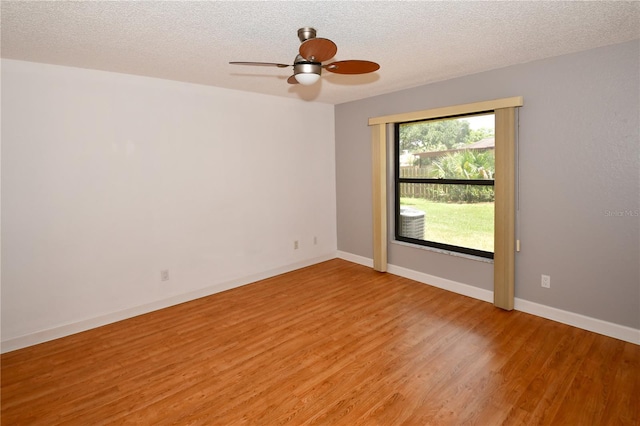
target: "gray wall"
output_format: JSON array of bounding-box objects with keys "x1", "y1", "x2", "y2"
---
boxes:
[{"x1": 335, "y1": 40, "x2": 639, "y2": 329}]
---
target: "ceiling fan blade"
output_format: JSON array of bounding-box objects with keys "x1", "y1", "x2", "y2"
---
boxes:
[
  {"x1": 299, "y1": 38, "x2": 337, "y2": 62},
  {"x1": 287, "y1": 75, "x2": 299, "y2": 85},
  {"x1": 229, "y1": 62, "x2": 291, "y2": 68},
  {"x1": 324, "y1": 60, "x2": 380, "y2": 74}
]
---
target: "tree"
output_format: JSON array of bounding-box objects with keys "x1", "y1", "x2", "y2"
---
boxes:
[
  {"x1": 399, "y1": 116, "x2": 495, "y2": 154},
  {"x1": 465, "y1": 128, "x2": 494, "y2": 144},
  {"x1": 430, "y1": 150, "x2": 494, "y2": 180},
  {"x1": 399, "y1": 118, "x2": 470, "y2": 153},
  {"x1": 428, "y1": 150, "x2": 495, "y2": 202}
]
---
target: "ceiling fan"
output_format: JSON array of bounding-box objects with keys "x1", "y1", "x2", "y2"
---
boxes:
[{"x1": 229, "y1": 27, "x2": 380, "y2": 86}]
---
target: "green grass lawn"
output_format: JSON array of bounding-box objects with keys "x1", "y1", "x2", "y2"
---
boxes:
[{"x1": 400, "y1": 198, "x2": 494, "y2": 253}]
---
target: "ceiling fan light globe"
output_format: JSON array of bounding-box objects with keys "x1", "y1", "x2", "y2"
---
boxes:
[
  {"x1": 293, "y1": 61, "x2": 322, "y2": 85},
  {"x1": 295, "y1": 73, "x2": 321, "y2": 85}
]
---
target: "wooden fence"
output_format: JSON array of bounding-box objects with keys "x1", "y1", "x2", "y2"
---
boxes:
[{"x1": 399, "y1": 167, "x2": 494, "y2": 203}]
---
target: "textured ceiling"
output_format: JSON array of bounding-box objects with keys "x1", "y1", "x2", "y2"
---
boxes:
[{"x1": 2, "y1": 1, "x2": 639, "y2": 105}]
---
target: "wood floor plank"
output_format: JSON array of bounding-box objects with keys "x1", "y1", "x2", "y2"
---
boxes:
[{"x1": 2, "y1": 259, "x2": 638, "y2": 425}]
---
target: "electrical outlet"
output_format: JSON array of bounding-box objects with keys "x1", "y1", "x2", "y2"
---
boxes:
[
  {"x1": 294, "y1": 240, "x2": 299, "y2": 250},
  {"x1": 161, "y1": 270, "x2": 170, "y2": 281},
  {"x1": 541, "y1": 274, "x2": 550, "y2": 288},
  {"x1": 314, "y1": 236, "x2": 318, "y2": 245}
]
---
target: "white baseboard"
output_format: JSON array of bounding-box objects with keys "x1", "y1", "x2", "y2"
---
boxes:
[
  {"x1": 336, "y1": 251, "x2": 640, "y2": 345},
  {"x1": 514, "y1": 298, "x2": 640, "y2": 345},
  {"x1": 387, "y1": 263, "x2": 494, "y2": 303},
  {"x1": 1, "y1": 254, "x2": 337, "y2": 354},
  {"x1": 337, "y1": 250, "x2": 492, "y2": 303},
  {"x1": 335, "y1": 251, "x2": 373, "y2": 268}
]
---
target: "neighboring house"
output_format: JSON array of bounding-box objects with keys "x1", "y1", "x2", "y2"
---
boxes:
[{"x1": 414, "y1": 137, "x2": 495, "y2": 164}]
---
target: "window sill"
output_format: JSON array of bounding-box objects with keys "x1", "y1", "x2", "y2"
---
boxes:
[{"x1": 390, "y1": 240, "x2": 494, "y2": 264}]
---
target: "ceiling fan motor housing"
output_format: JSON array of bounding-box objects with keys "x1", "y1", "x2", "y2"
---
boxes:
[
  {"x1": 294, "y1": 62, "x2": 322, "y2": 76},
  {"x1": 293, "y1": 54, "x2": 322, "y2": 78}
]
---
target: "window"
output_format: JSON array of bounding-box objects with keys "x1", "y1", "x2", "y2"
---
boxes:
[
  {"x1": 395, "y1": 113, "x2": 495, "y2": 259},
  {"x1": 369, "y1": 97, "x2": 522, "y2": 310}
]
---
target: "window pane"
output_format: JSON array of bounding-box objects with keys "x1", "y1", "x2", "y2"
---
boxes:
[
  {"x1": 399, "y1": 191, "x2": 494, "y2": 253},
  {"x1": 396, "y1": 113, "x2": 495, "y2": 257},
  {"x1": 399, "y1": 114, "x2": 495, "y2": 180}
]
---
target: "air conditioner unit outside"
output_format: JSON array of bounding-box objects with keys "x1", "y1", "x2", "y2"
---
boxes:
[{"x1": 399, "y1": 206, "x2": 425, "y2": 239}]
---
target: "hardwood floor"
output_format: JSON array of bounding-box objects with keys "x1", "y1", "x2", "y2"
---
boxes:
[{"x1": 2, "y1": 259, "x2": 638, "y2": 425}]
